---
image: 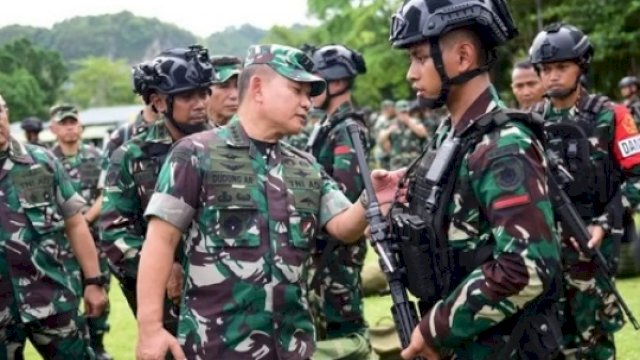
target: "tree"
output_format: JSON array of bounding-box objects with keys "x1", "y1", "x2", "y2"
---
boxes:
[
  {"x1": 0, "y1": 38, "x2": 67, "y2": 120},
  {"x1": 0, "y1": 68, "x2": 47, "y2": 123},
  {"x1": 62, "y1": 57, "x2": 137, "y2": 108}
]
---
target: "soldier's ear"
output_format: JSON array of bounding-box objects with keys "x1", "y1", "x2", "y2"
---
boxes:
[
  {"x1": 250, "y1": 74, "x2": 264, "y2": 104},
  {"x1": 150, "y1": 93, "x2": 166, "y2": 113}
]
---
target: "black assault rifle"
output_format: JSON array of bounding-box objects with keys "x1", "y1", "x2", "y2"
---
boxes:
[
  {"x1": 547, "y1": 155, "x2": 640, "y2": 330},
  {"x1": 345, "y1": 120, "x2": 424, "y2": 358}
]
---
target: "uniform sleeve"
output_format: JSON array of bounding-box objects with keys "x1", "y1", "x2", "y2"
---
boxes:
[
  {"x1": 144, "y1": 138, "x2": 201, "y2": 232},
  {"x1": 318, "y1": 166, "x2": 352, "y2": 227},
  {"x1": 419, "y1": 126, "x2": 560, "y2": 349},
  {"x1": 329, "y1": 123, "x2": 368, "y2": 202},
  {"x1": 97, "y1": 126, "x2": 126, "y2": 189},
  {"x1": 98, "y1": 146, "x2": 143, "y2": 276},
  {"x1": 50, "y1": 153, "x2": 86, "y2": 218},
  {"x1": 611, "y1": 104, "x2": 640, "y2": 209}
]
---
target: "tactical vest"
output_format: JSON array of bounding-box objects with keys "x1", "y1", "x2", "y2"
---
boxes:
[
  {"x1": 306, "y1": 111, "x2": 367, "y2": 155},
  {"x1": 205, "y1": 141, "x2": 323, "y2": 249},
  {"x1": 398, "y1": 109, "x2": 562, "y2": 358},
  {"x1": 78, "y1": 155, "x2": 101, "y2": 201},
  {"x1": 532, "y1": 95, "x2": 623, "y2": 220},
  {"x1": 132, "y1": 142, "x2": 171, "y2": 210}
]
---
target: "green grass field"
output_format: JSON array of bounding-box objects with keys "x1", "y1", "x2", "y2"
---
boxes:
[{"x1": 25, "y1": 264, "x2": 640, "y2": 359}]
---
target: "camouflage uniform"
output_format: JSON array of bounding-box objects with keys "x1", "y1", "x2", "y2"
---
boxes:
[
  {"x1": 307, "y1": 101, "x2": 368, "y2": 340},
  {"x1": 371, "y1": 113, "x2": 392, "y2": 169},
  {"x1": 97, "y1": 110, "x2": 149, "y2": 190},
  {"x1": 51, "y1": 143, "x2": 111, "y2": 342},
  {"x1": 409, "y1": 88, "x2": 561, "y2": 359},
  {"x1": 0, "y1": 137, "x2": 93, "y2": 359},
  {"x1": 625, "y1": 95, "x2": 640, "y2": 127},
  {"x1": 538, "y1": 89, "x2": 640, "y2": 359},
  {"x1": 144, "y1": 118, "x2": 352, "y2": 359},
  {"x1": 388, "y1": 120, "x2": 426, "y2": 170},
  {"x1": 99, "y1": 118, "x2": 178, "y2": 331}
]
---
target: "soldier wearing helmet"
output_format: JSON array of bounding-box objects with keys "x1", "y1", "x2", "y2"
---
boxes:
[
  {"x1": 389, "y1": 1, "x2": 561, "y2": 359},
  {"x1": 529, "y1": 24, "x2": 640, "y2": 359},
  {"x1": 20, "y1": 116, "x2": 45, "y2": 147},
  {"x1": 207, "y1": 55, "x2": 242, "y2": 127},
  {"x1": 99, "y1": 45, "x2": 214, "y2": 336},
  {"x1": 619, "y1": 76, "x2": 640, "y2": 124},
  {"x1": 296, "y1": 43, "x2": 371, "y2": 358}
]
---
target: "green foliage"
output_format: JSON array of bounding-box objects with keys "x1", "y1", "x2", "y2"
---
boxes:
[
  {"x1": 205, "y1": 24, "x2": 266, "y2": 57},
  {"x1": 62, "y1": 57, "x2": 137, "y2": 108},
  {"x1": 0, "y1": 69, "x2": 47, "y2": 123},
  {"x1": 0, "y1": 39, "x2": 67, "y2": 121}
]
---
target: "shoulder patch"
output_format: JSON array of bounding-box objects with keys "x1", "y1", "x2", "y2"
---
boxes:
[{"x1": 490, "y1": 156, "x2": 525, "y2": 192}]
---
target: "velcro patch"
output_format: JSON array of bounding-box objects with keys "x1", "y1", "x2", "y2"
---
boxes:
[
  {"x1": 618, "y1": 134, "x2": 640, "y2": 158},
  {"x1": 493, "y1": 194, "x2": 531, "y2": 210}
]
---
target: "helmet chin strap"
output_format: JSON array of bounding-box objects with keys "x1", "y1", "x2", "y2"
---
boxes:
[
  {"x1": 546, "y1": 76, "x2": 580, "y2": 100},
  {"x1": 418, "y1": 38, "x2": 495, "y2": 109},
  {"x1": 163, "y1": 95, "x2": 208, "y2": 136},
  {"x1": 318, "y1": 79, "x2": 352, "y2": 111}
]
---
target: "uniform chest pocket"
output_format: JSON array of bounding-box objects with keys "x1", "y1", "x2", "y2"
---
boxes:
[
  {"x1": 288, "y1": 181, "x2": 321, "y2": 249},
  {"x1": 79, "y1": 159, "x2": 101, "y2": 189},
  {"x1": 12, "y1": 167, "x2": 63, "y2": 234}
]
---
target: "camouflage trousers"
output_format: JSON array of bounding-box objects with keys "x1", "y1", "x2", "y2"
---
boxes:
[
  {"x1": 87, "y1": 249, "x2": 111, "y2": 339},
  {"x1": 0, "y1": 311, "x2": 94, "y2": 360},
  {"x1": 559, "y1": 238, "x2": 624, "y2": 360},
  {"x1": 309, "y1": 236, "x2": 368, "y2": 340}
]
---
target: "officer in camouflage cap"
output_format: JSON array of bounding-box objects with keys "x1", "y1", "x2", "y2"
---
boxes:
[
  {"x1": 134, "y1": 43, "x2": 404, "y2": 360},
  {"x1": 99, "y1": 45, "x2": 214, "y2": 335},
  {"x1": 50, "y1": 105, "x2": 113, "y2": 360},
  {"x1": 0, "y1": 94, "x2": 108, "y2": 359},
  {"x1": 302, "y1": 43, "x2": 370, "y2": 357},
  {"x1": 530, "y1": 23, "x2": 640, "y2": 359},
  {"x1": 207, "y1": 55, "x2": 242, "y2": 126},
  {"x1": 378, "y1": 99, "x2": 428, "y2": 169},
  {"x1": 390, "y1": 1, "x2": 563, "y2": 359}
]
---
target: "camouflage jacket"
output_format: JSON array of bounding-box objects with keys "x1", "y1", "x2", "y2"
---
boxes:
[
  {"x1": 0, "y1": 137, "x2": 86, "y2": 323},
  {"x1": 389, "y1": 117, "x2": 426, "y2": 169},
  {"x1": 52, "y1": 143, "x2": 102, "y2": 208},
  {"x1": 144, "y1": 117, "x2": 352, "y2": 359},
  {"x1": 98, "y1": 110, "x2": 149, "y2": 189},
  {"x1": 412, "y1": 88, "x2": 560, "y2": 356},
  {"x1": 625, "y1": 95, "x2": 640, "y2": 126},
  {"x1": 540, "y1": 89, "x2": 640, "y2": 219},
  {"x1": 312, "y1": 101, "x2": 368, "y2": 202},
  {"x1": 99, "y1": 119, "x2": 173, "y2": 277}
]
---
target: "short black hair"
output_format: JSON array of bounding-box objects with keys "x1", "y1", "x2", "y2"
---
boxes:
[{"x1": 514, "y1": 59, "x2": 534, "y2": 70}]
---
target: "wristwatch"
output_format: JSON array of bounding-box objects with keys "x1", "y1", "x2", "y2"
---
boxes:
[{"x1": 83, "y1": 274, "x2": 109, "y2": 289}]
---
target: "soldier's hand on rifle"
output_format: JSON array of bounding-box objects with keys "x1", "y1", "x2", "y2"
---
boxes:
[
  {"x1": 84, "y1": 284, "x2": 108, "y2": 318},
  {"x1": 136, "y1": 324, "x2": 186, "y2": 360},
  {"x1": 166, "y1": 262, "x2": 183, "y2": 303},
  {"x1": 371, "y1": 168, "x2": 406, "y2": 205},
  {"x1": 569, "y1": 224, "x2": 605, "y2": 253},
  {"x1": 401, "y1": 326, "x2": 441, "y2": 360}
]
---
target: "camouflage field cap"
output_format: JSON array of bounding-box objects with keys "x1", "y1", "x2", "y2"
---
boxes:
[
  {"x1": 381, "y1": 99, "x2": 394, "y2": 107},
  {"x1": 395, "y1": 100, "x2": 410, "y2": 112},
  {"x1": 210, "y1": 55, "x2": 243, "y2": 84},
  {"x1": 51, "y1": 104, "x2": 79, "y2": 122},
  {"x1": 244, "y1": 44, "x2": 326, "y2": 97}
]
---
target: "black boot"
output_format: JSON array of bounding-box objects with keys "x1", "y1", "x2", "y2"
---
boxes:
[{"x1": 91, "y1": 335, "x2": 114, "y2": 360}]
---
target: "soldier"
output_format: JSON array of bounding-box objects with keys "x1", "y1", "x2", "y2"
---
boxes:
[
  {"x1": 97, "y1": 66, "x2": 161, "y2": 193},
  {"x1": 304, "y1": 44, "x2": 370, "y2": 354},
  {"x1": 529, "y1": 23, "x2": 640, "y2": 359},
  {"x1": 619, "y1": 75, "x2": 640, "y2": 124},
  {"x1": 511, "y1": 59, "x2": 544, "y2": 109},
  {"x1": 99, "y1": 45, "x2": 214, "y2": 334},
  {"x1": 134, "y1": 44, "x2": 404, "y2": 360},
  {"x1": 378, "y1": 100, "x2": 428, "y2": 169},
  {"x1": 49, "y1": 105, "x2": 113, "y2": 360},
  {"x1": 207, "y1": 55, "x2": 242, "y2": 127},
  {"x1": 372, "y1": 99, "x2": 395, "y2": 168},
  {"x1": 0, "y1": 93, "x2": 108, "y2": 359},
  {"x1": 389, "y1": 1, "x2": 563, "y2": 359},
  {"x1": 20, "y1": 116, "x2": 45, "y2": 147}
]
